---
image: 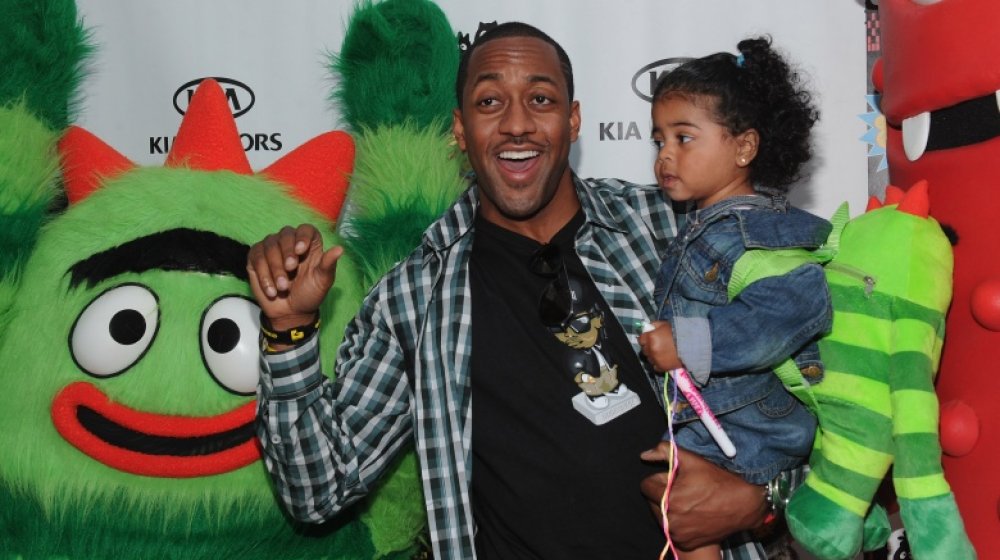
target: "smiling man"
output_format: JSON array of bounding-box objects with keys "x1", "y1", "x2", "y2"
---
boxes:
[{"x1": 249, "y1": 22, "x2": 773, "y2": 560}]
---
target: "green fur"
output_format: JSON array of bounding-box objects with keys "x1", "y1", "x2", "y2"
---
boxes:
[
  {"x1": 360, "y1": 452, "x2": 426, "y2": 557},
  {"x1": 339, "y1": 123, "x2": 467, "y2": 286},
  {"x1": 0, "y1": 167, "x2": 349, "y2": 523},
  {"x1": 0, "y1": 478, "x2": 380, "y2": 560},
  {"x1": 0, "y1": 0, "x2": 92, "y2": 130},
  {"x1": 333, "y1": 0, "x2": 458, "y2": 133},
  {"x1": 0, "y1": 103, "x2": 60, "y2": 326}
]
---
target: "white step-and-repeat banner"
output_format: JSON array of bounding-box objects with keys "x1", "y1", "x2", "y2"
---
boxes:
[{"x1": 74, "y1": 0, "x2": 869, "y2": 219}]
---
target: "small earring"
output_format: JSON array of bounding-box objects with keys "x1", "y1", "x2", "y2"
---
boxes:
[{"x1": 739, "y1": 158, "x2": 747, "y2": 165}]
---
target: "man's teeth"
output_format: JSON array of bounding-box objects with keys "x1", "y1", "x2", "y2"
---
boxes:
[{"x1": 498, "y1": 150, "x2": 539, "y2": 160}]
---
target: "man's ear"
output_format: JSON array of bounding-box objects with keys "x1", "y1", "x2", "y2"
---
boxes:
[
  {"x1": 736, "y1": 128, "x2": 759, "y2": 167},
  {"x1": 569, "y1": 100, "x2": 581, "y2": 142},
  {"x1": 452, "y1": 108, "x2": 467, "y2": 152}
]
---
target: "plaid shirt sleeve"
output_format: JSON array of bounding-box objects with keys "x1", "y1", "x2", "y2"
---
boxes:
[{"x1": 255, "y1": 293, "x2": 415, "y2": 523}]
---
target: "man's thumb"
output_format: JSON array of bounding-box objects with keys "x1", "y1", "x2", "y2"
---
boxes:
[
  {"x1": 318, "y1": 245, "x2": 343, "y2": 277},
  {"x1": 640, "y1": 443, "x2": 673, "y2": 463}
]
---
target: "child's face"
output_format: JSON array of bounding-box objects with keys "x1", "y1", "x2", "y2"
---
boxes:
[{"x1": 651, "y1": 95, "x2": 755, "y2": 208}]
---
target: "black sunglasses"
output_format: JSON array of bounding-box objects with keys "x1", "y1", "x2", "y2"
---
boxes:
[{"x1": 530, "y1": 244, "x2": 585, "y2": 331}]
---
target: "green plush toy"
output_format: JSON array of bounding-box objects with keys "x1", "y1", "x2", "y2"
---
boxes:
[
  {"x1": 786, "y1": 183, "x2": 975, "y2": 559},
  {"x1": 732, "y1": 182, "x2": 974, "y2": 559},
  {"x1": 0, "y1": 0, "x2": 465, "y2": 557}
]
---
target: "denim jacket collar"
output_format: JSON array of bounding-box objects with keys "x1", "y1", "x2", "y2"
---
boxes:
[
  {"x1": 687, "y1": 195, "x2": 830, "y2": 250},
  {"x1": 688, "y1": 194, "x2": 784, "y2": 225}
]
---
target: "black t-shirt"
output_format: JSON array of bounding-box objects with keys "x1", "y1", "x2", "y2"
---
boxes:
[{"x1": 470, "y1": 211, "x2": 668, "y2": 559}]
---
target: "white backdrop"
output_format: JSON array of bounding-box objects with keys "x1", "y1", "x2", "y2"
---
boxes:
[{"x1": 74, "y1": 0, "x2": 868, "y2": 219}]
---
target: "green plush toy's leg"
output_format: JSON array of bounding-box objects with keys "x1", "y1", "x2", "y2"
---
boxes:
[
  {"x1": 785, "y1": 298, "x2": 897, "y2": 560},
  {"x1": 861, "y1": 503, "x2": 890, "y2": 553},
  {"x1": 888, "y1": 319, "x2": 976, "y2": 559},
  {"x1": 786, "y1": 392, "x2": 893, "y2": 559}
]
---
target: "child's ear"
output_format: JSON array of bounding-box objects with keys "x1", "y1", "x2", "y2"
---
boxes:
[{"x1": 736, "y1": 129, "x2": 759, "y2": 167}]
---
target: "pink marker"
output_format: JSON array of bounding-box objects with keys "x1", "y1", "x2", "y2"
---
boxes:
[{"x1": 638, "y1": 321, "x2": 737, "y2": 457}]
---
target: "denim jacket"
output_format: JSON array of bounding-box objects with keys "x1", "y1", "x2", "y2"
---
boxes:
[{"x1": 653, "y1": 195, "x2": 832, "y2": 424}]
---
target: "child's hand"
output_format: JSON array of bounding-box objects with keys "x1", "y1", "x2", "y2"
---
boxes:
[{"x1": 638, "y1": 320, "x2": 683, "y2": 371}]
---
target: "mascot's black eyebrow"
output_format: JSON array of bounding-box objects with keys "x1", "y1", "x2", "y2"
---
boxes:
[{"x1": 67, "y1": 228, "x2": 250, "y2": 289}]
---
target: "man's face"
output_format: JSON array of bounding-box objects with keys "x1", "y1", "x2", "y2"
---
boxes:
[{"x1": 453, "y1": 36, "x2": 581, "y2": 224}]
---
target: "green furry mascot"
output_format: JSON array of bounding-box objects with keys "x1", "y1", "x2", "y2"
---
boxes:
[{"x1": 0, "y1": 0, "x2": 464, "y2": 557}]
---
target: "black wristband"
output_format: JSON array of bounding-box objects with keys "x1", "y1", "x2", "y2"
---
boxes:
[{"x1": 259, "y1": 312, "x2": 320, "y2": 345}]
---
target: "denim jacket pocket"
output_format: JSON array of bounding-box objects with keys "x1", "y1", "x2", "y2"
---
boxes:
[
  {"x1": 755, "y1": 382, "x2": 800, "y2": 419},
  {"x1": 672, "y1": 372, "x2": 778, "y2": 424},
  {"x1": 676, "y1": 237, "x2": 730, "y2": 305}
]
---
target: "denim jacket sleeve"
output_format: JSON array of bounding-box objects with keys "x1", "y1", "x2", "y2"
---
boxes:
[{"x1": 704, "y1": 262, "x2": 832, "y2": 374}]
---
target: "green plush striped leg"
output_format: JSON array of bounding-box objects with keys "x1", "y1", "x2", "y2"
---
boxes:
[
  {"x1": 888, "y1": 322, "x2": 975, "y2": 559},
  {"x1": 787, "y1": 427, "x2": 893, "y2": 559},
  {"x1": 786, "y1": 310, "x2": 896, "y2": 560},
  {"x1": 861, "y1": 503, "x2": 890, "y2": 553}
]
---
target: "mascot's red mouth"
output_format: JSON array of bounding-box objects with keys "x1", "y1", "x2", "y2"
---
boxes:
[{"x1": 51, "y1": 381, "x2": 260, "y2": 477}]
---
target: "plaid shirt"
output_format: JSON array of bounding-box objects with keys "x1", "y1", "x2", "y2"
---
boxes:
[{"x1": 258, "y1": 175, "x2": 773, "y2": 560}]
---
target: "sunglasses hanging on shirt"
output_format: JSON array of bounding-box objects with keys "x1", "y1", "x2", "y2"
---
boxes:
[
  {"x1": 530, "y1": 243, "x2": 583, "y2": 332},
  {"x1": 528, "y1": 243, "x2": 641, "y2": 425}
]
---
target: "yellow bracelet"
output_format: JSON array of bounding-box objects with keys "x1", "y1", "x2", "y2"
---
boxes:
[{"x1": 259, "y1": 312, "x2": 320, "y2": 346}]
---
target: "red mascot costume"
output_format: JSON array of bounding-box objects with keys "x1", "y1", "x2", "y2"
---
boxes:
[{"x1": 876, "y1": 0, "x2": 1000, "y2": 555}]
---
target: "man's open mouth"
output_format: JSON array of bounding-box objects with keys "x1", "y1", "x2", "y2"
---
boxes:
[{"x1": 498, "y1": 150, "x2": 540, "y2": 173}]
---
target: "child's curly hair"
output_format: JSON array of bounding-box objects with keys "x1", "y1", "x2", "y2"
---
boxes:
[{"x1": 652, "y1": 36, "x2": 819, "y2": 195}]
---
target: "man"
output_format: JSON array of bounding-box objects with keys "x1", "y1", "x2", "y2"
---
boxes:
[{"x1": 247, "y1": 22, "x2": 774, "y2": 559}]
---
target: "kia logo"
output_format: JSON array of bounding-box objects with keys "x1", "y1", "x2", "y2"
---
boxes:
[
  {"x1": 173, "y1": 77, "x2": 256, "y2": 117},
  {"x1": 631, "y1": 58, "x2": 691, "y2": 102}
]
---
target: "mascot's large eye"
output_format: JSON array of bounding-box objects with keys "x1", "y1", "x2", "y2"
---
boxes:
[
  {"x1": 70, "y1": 284, "x2": 160, "y2": 378},
  {"x1": 200, "y1": 296, "x2": 261, "y2": 395}
]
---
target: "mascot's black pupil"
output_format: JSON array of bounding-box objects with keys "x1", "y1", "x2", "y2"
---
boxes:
[
  {"x1": 207, "y1": 319, "x2": 240, "y2": 353},
  {"x1": 109, "y1": 309, "x2": 146, "y2": 345}
]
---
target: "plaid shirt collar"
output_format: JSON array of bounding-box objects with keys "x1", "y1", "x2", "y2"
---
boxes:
[{"x1": 422, "y1": 173, "x2": 629, "y2": 252}]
